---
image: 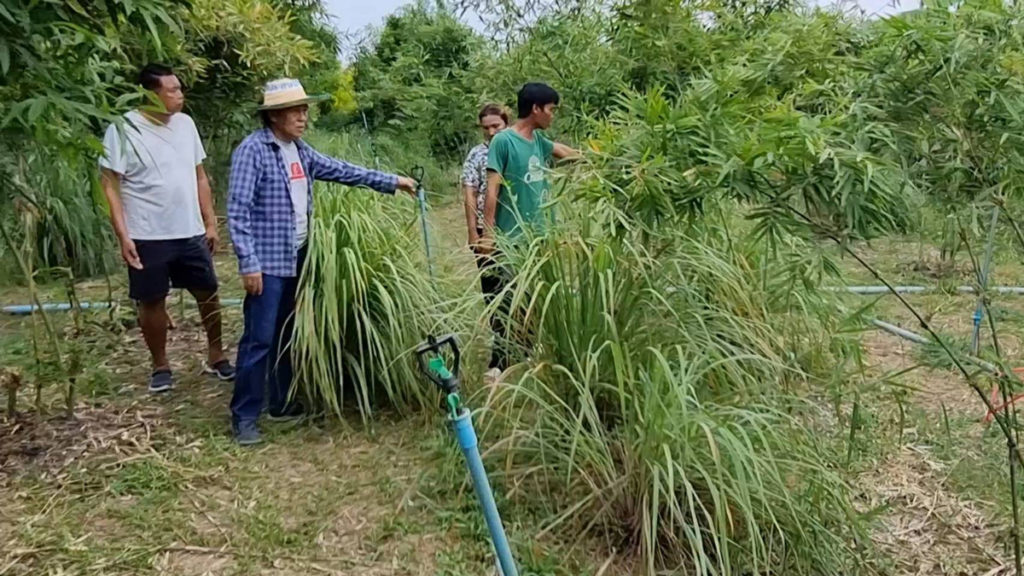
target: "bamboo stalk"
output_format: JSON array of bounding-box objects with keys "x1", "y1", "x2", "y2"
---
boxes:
[
  {"x1": 64, "y1": 268, "x2": 83, "y2": 335},
  {"x1": 846, "y1": 399, "x2": 859, "y2": 466},
  {"x1": 0, "y1": 223, "x2": 63, "y2": 359},
  {"x1": 4, "y1": 371, "x2": 19, "y2": 417},
  {"x1": 31, "y1": 324, "x2": 42, "y2": 413},
  {"x1": 970, "y1": 206, "x2": 1000, "y2": 355}
]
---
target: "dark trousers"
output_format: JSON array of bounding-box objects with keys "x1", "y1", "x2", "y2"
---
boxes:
[
  {"x1": 475, "y1": 246, "x2": 516, "y2": 371},
  {"x1": 231, "y1": 251, "x2": 305, "y2": 425}
]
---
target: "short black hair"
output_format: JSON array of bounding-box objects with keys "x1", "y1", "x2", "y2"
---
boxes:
[
  {"x1": 260, "y1": 110, "x2": 272, "y2": 128},
  {"x1": 138, "y1": 63, "x2": 174, "y2": 91},
  {"x1": 516, "y1": 82, "x2": 560, "y2": 119}
]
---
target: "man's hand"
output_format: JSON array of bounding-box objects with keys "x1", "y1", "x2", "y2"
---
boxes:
[
  {"x1": 468, "y1": 228, "x2": 481, "y2": 249},
  {"x1": 205, "y1": 224, "x2": 219, "y2": 254},
  {"x1": 120, "y1": 238, "x2": 143, "y2": 270},
  {"x1": 552, "y1": 142, "x2": 580, "y2": 161},
  {"x1": 242, "y1": 272, "x2": 263, "y2": 296},
  {"x1": 476, "y1": 234, "x2": 494, "y2": 255},
  {"x1": 396, "y1": 176, "x2": 417, "y2": 197}
]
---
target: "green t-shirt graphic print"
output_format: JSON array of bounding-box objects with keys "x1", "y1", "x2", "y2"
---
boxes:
[{"x1": 486, "y1": 128, "x2": 555, "y2": 237}]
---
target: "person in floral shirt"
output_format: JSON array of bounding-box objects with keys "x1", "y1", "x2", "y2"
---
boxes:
[
  {"x1": 462, "y1": 104, "x2": 508, "y2": 248},
  {"x1": 461, "y1": 104, "x2": 508, "y2": 381}
]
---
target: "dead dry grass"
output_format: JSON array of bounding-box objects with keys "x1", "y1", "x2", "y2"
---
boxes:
[
  {"x1": 856, "y1": 308, "x2": 1019, "y2": 575},
  {"x1": 0, "y1": 403, "x2": 166, "y2": 484},
  {"x1": 857, "y1": 444, "x2": 1010, "y2": 576},
  {"x1": 0, "y1": 400, "x2": 462, "y2": 575},
  {"x1": 0, "y1": 317, "x2": 475, "y2": 576},
  {"x1": 861, "y1": 330, "x2": 983, "y2": 418}
]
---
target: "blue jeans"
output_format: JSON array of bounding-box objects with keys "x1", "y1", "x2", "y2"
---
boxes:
[{"x1": 230, "y1": 271, "x2": 301, "y2": 425}]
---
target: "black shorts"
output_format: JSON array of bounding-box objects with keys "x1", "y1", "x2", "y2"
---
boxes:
[{"x1": 129, "y1": 234, "x2": 218, "y2": 302}]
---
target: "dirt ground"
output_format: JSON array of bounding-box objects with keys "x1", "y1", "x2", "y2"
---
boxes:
[
  {"x1": 856, "y1": 332, "x2": 1013, "y2": 576},
  {"x1": 0, "y1": 205, "x2": 580, "y2": 576},
  {"x1": 0, "y1": 321, "x2": 475, "y2": 576}
]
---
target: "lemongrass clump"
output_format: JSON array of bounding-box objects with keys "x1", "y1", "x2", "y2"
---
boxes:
[
  {"x1": 291, "y1": 188, "x2": 434, "y2": 422},
  {"x1": 480, "y1": 218, "x2": 860, "y2": 574}
]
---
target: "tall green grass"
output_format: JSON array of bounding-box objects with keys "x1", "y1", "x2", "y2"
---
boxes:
[
  {"x1": 480, "y1": 218, "x2": 861, "y2": 574},
  {"x1": 290, "y1": 189, "x2": 436, "y2": 421},
  {"x1": 290, "y1": 130, "x2": 467, "y2": 421},
  {"x1": 1, "y1": 146, "x2": 117, "y2": 280},
  {"x1": 287, "y1": 127, "x2": 864, "y2": 571}
]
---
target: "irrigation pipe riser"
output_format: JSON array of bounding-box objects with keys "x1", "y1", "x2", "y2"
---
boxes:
[
  {"x1": 960, "y1": 222, "x2": 1024, "y2": 576},
  {"x1": 971, "y1": 206, "x2": 1001, "y2": 355},
  {"x1": 410, "y1": 167, "x2": 518, "y2": 576}
]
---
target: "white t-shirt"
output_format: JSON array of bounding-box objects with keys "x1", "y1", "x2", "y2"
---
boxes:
[
  {"x1": 274, "y1": 136, "x2": 309, "y2": 246},
  {"x1": 99, "y1": 110, "x2": 206, "y2": 240}
]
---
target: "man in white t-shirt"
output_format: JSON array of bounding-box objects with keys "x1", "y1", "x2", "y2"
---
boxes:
[{"x1": 100, "y1": 64, "x2": 234, "y2": 394}]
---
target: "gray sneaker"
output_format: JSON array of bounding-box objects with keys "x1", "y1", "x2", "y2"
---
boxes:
[
  {"x1": 233, "y1": 421, "x2": 262, "y2": 446},
  {"x1": 203, "y1": 360, "x2": 236, "y2": 381},
  {"x1": 149, "y1": 369, "x2": 173, "y2": 394}
]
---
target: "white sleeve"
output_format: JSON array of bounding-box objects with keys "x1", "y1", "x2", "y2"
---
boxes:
[
  {"x1": 99, "y1": 124, "x2": 126, "y2": 174},
  {"x1": 190, "y1": 116, "x2": 207, "y2": 166}
]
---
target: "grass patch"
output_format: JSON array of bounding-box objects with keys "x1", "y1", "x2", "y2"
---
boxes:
[
  {"x1": 476, "y1": 222, "x2": 865, "y2": 574},
  {"x1": 914, "y1": 335, "x2": 974, "y2": 371}
]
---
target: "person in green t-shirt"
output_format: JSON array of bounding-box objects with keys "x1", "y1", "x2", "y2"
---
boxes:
[
  {"x1": 477, "y1": 82, "x2": 578, "y2": 382},
  {"x1": 479, "y1": 83, "x2": 578, "y2": 249}
]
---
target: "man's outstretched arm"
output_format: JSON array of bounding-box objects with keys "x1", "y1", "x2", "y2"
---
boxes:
[{"x1": 306, "y1": 147, "x2": 416, "y2": 195}]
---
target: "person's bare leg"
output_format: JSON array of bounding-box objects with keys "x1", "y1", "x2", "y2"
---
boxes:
[
  {"x1": 138, "y1": 299, "x2": 170, "y2": 370},
  {"x1": 190, "y1": 288, "x2": 225, "y2": 365}
]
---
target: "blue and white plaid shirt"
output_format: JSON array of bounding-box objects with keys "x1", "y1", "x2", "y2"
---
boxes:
[{"x1": 227, "y1": 128, "x2": 398, "y2": 277}]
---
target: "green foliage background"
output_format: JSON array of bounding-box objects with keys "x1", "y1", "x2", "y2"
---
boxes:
[
  {"x1": 0, "y1": 0, "x2": 350, "y2": 277},
  {"x1": 347, "y1": 0, "x2": 1024, "y2": 239}
]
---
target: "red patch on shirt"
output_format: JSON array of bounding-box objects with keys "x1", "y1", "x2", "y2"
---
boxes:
[{"x1": 290, "y1": 161, "x2": 305, "y2": 180}]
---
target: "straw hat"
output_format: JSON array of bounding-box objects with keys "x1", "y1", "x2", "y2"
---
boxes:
[{"x1": 257, "y1": 78, "x2": 329, "y2": 111}]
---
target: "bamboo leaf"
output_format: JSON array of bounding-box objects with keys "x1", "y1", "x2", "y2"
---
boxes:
[
  {"x1": 0, "y1": 2, "x2": 14, "y2": 24},
  {"x1": 142, "y1": 11, "x2": 162, "y2": 55},
  {"x1": 0, "y1": 40, "x2": 9, "y2": 76}
]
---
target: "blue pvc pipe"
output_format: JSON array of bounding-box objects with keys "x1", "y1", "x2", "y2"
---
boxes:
[
  {"x1": 2, "y1": 298, "x2": 243, "y2": 316},
  {"x1": 833, "y1": 286, "x2": 1024, "y2": 295},
  {"x1": 451, "y1": 408, "x2": 518, "y2": 576},
  {"x1": 3, "y1": 302, "x2": 110, "y2": 314}
]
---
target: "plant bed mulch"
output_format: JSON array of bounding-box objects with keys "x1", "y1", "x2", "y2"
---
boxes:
[
  {"x1": 0, "y1": 403, "x2": 164, "y2": 484},
  {"x1": 857, "y1": 445, "x2": 1011, "y2": 576}
]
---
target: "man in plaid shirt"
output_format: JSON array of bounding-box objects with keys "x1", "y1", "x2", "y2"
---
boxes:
[{"x1": 227, "y1": 78, "x2": 415, "y2": 445}]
